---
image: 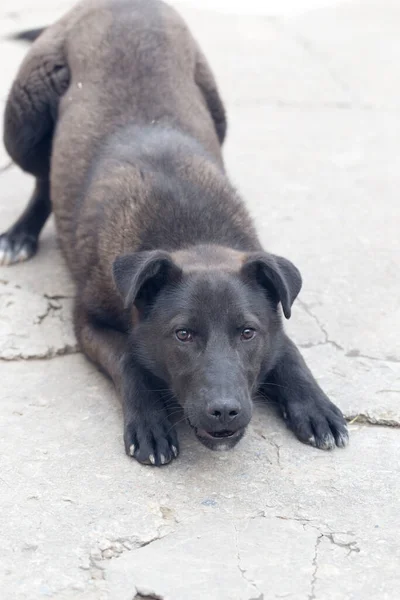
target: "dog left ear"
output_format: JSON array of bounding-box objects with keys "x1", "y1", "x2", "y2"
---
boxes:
[{"x1": 241, "y1": 252, "x2": 302, "y2": 319}]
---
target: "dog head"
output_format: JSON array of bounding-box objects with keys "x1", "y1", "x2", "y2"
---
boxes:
[{"x1": 113, "y1": 244, "x2": 301, "y2": 450}]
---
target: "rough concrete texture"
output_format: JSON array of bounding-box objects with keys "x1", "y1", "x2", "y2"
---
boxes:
[{"x1": 0, "y1": 0, "x2": 399, "y2": 599}]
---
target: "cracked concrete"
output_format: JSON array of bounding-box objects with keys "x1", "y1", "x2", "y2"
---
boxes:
[
  {"x1": 234, "y1": 523, "x2": 263, "y2": 599},
  {"x1": 296, "y1": 299, "x2": 344, "y2": 351},
  {"x1": 0, "y1": 280, "x2": 78, "y2": 359},
  {"x1": 309, "y1": 534, "x2": 322, "y2": 600},
  {"x1": 1, "y1": 0, "x2": 399, "y2": 599}
]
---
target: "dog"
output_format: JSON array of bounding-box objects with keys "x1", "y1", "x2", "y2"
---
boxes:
[{"x1": 0, "y1": 0, "x2": 348, "y2": 465}]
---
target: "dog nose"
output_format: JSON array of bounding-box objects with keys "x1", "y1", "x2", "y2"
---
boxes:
[{"x1": 207, "y1": 400, "x2": 241, "y2": 424}]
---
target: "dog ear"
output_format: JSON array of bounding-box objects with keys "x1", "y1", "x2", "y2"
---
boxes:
[
  {"x1": 113, "y1": 250, "x2": 182, "y2": 311},
  {"x1": 241, "y1": 252, "x2": 302, "y2": 319}
]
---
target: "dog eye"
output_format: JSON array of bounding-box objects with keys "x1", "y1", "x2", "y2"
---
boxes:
[
  {"x1": 175, "y1": 329, "x2": 193, "y2": 342},
  {"x1": 240, "y1": 328, "x2": 256, "y2": 341}
]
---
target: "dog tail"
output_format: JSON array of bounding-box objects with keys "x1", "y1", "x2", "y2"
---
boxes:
[{"x1": 11, "y1": 27, "x2": 46, "y2": 42}]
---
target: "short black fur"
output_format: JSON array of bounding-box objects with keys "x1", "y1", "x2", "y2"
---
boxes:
[{"x1": 1, "y1": 0, "x2": 348, "y2": 465}]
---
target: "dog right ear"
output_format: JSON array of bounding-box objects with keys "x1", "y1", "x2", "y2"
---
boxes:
[{"x1": 113, "y1": 250, "x2": 182, "y2": 311}]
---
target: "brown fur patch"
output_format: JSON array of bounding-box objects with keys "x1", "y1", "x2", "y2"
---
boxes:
[{"x1": 172, "y1": 245, "x2": 247, "y2": 273}]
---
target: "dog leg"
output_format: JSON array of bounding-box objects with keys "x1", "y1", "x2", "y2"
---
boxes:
[
  {"x1": 75, "y1": 306, "x2": 179, "y2": 466},
  {"x1": 0, "y1": 178, "x2": 51, "y2": 265},
  {"x1": 195, "y1": 49, "x2": 227, "y2": 145},
  {"x1": 1, "y1": 29, "x2": 68, "y2": 265},
  {"x1": 264, "y1": 336, "x2": 349, "y2": 449}
]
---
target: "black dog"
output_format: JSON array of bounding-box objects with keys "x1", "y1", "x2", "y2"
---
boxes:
[{"x1": 1, "y1": 0, "x2": 348, "y2": 465}]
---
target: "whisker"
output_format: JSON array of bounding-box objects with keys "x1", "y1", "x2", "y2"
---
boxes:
[
  {"x1": 161, "y1": 409, "x2": 183, "y2": 421},
  {"x1": 166, "y1": 416, "x2": 189, "y2": 435},
  {"x1": 152, "y1": 406, "x2": 181, "y2": 416},
  {"x1": 261, "y1": 382, "x2": 296, "y2": 393},
  {"x1": 160, "y1": 397, "x2": 178, "y2": 406},
  {"x1": 129, "y1": 388, "x2": 174, "y2": 393},
  {"x1": 252, "y1": 393, "x2": 280, "y2": 407}
]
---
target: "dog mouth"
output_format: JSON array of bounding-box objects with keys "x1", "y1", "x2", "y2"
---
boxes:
[
  {"x1": 195, "y1": 428, "x2": 241, "y2": 440},
  {"x1": 188, "y1": 420, "x2": 245, "y2": 450}
]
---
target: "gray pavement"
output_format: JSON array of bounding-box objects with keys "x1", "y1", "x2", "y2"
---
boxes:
[{"x1": 0, "y1": 1, "x2": 399, "y2": 599}]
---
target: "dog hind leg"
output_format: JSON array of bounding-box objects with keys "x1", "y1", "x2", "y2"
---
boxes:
[
  {"x1": 1, "y1": 27, "x2": 69, "y2": 265},
  {"x1": 0, "y1": 178, "x2": 51, "y2": 265}
]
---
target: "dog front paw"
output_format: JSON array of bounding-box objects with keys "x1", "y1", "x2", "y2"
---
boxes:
[
  {"x1": 284, "y1": 395, "x2": 349, "y2": 450},
  {"x1": 124, "y1": 414, "x2": 179, "y2": 466}
]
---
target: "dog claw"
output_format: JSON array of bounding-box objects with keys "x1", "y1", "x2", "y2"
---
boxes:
[
  {"x1": 319, "y1": 433, "x2": 336, "y2": 450},
  {"x1": 124, "y1": 417, "x2": 179, "y2": 465},
  {"x1": 336, "y1": 429, "x2": 349, "y2": 448}
]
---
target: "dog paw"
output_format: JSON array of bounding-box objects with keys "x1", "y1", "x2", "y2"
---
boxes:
[
  {"x1": 0, "y1": 231, "x2": 37, "y2": 266},
  {"x1": 124, "y1": 415, "x2": 179, "y2": 466},
  {"x1": 284, "y1": 395, "x2": 349, "y2": 450}
]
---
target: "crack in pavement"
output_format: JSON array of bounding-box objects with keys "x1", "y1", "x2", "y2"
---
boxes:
[
  {"x1": 325, "y1": 533, "x2": 360, "y2": 556},
  {"x1": 297, "y1": 299, "x2": 343, "y2": 351},
  {"x1": 345, "y1": 349, "x2": 400, "y2": 364},
  {"x1": 234, "y1": 524, "x2": 264, "y2": 600},
  {"x1": 234, "y1": 516, "x2": 360, "y2": 600},
  {"x1": 308, "y1": 530, "x2": 360, "y2": 599},
  {"x1": 308, "y1": 534, "x2": 323, "y2": 600},
  {"x1": 297, "y1": 300, "x2": 400, "y2": 364},
  {"x1": 346, "y1": 413, "x2": 400, "y2": 428},
  {"x1": 0, "y1": 345, "x2": 80, "y2": 361},
  {"x1": 0, "y1": 282, "x2": 79, "y2": 360},
  {"x1": 88, "y1": 530, "x2": 170, "y2": 596},
  {"x1": 275, "y1": 515, "x2": 315, "y2": 531},
  {"x1": 268, "y1": 438, "x2": 282, "y2": 468},
  {"x1": 92, "y1": 529, "x2": 167, "y2": 563},
  {"x1": 44, "y1": 293, "x2": 74, "y2": 301},
  {"x1": 299, "y1": 341, "x2": 339, "y2": 350},
  {"x1": 34, "y1": 300, "x2": 62, "y2": 325}
]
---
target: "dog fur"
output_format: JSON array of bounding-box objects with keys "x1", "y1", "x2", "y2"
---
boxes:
[{"x1": 1, "y1": 0, "x2": 348, "y2": 465}]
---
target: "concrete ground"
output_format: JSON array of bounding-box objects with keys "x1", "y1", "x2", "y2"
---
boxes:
[{"x1": 1, "y1": 0, "x2": 399, "y2": 598}]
